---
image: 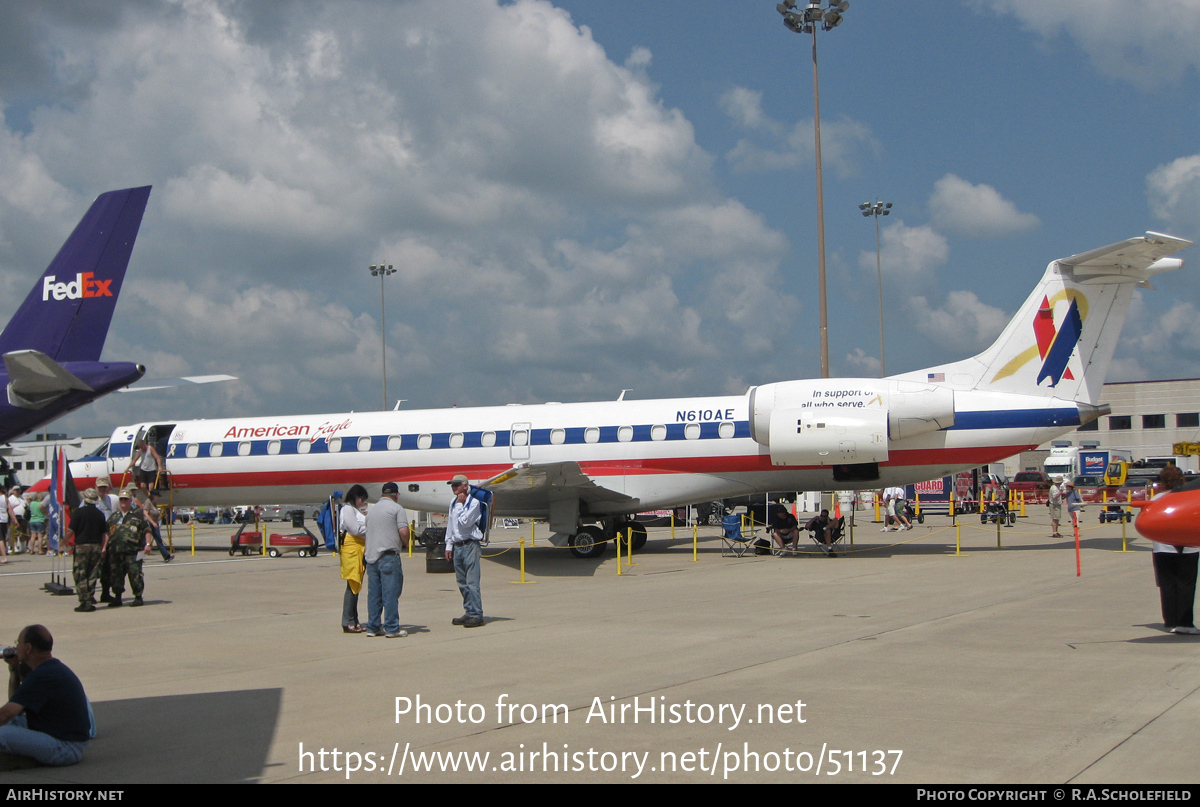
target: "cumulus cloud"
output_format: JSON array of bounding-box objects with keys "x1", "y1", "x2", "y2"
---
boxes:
[
  {"x1": 0, "y1": 0, "x2": 814, "y2": 433},
  {"x1": 720, "y1": 85, "x2": 878, "y2": 178},
  {"x1": 973, "y1": 0, "x2": 1200, "y2": 89},
  {"x1": 927, "y1": 174, "x2": 1039, "y2": 238},
  {"x1": 857, "y1": 219, "x2": 949, "y2": 278},
  {"x1": 909, "y1": 291, "x2": 1008, "y2": 351},
  {"x1": 845, "y1": 348, "x2": 881, "y2": 376},
  {"x1": 1147, "y1": 155, "x2": 1200, "y2": 235}
]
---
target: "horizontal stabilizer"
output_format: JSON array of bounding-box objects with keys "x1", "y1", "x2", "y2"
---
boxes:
[
  {"x1": 4, "y1": 350, "x2": 92, "y2": 410},
  {"x1": 1060, "y1": 231, "x2": 1192, "y2": 285}
]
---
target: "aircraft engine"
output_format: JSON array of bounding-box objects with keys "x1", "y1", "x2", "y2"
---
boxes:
[{"x1": 748, "y1": 379, "x2": 955, "y2": 466}]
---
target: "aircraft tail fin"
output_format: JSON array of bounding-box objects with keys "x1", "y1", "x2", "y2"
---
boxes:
[
  {"x1": 903, "y1": 232, "x2": 1191, "y2": 404},
  {"x1": 0, "y1": 186, "x2": 151, "y2": 363}
]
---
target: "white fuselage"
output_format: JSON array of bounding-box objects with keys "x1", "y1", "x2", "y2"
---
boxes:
[{"x1": 79, "y1": 380, "x2": 1083, "y2": 518}]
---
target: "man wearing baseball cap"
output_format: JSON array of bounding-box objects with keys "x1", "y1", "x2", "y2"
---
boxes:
[
  {"x1": 446, "y1": 474, "x2": 485, "y2": 628},
  {"x1": 362, "y1": 482, "x2": 410, "y2": 638}
]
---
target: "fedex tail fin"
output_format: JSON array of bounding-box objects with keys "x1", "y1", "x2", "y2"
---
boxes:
[
  {"x1": 0, "y1": 186, "x2": 151, "y2": 362},
  {"x1": 906, "y1": 232, "x2": 1191, "y2": 404}
]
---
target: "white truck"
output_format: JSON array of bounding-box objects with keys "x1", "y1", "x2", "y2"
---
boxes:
[{"x1": 1043, "y1": 441, "x2": 1131, "y2": 482}]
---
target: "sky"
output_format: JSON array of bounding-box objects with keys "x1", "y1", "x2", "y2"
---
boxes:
[{"x1": 1, "y1": 0, "x2": 1198, "y2": 439}]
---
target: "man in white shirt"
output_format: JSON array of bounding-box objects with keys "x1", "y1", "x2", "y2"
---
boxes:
[{"x1": 445, "y1": 474, "x2": 485, "y2": 628}]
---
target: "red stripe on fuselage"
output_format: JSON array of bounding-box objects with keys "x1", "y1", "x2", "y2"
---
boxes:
[{"x1": 107, "y1": 444, "x2": 1032, "y2": 491}]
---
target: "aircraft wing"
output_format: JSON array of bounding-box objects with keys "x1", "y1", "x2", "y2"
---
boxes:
[
  {"x1": 483, "y1": 461, "x2": 637, "y2": 510},
  {"x1": 1060, "y1": 231, "x2": 1192, "y2": 286},
  {"x1": 4, "y1": 350, "x2": 92, "y2": 409},
  {"x1": 119, "y1": 374, "x2": 238, "y2": 393}
]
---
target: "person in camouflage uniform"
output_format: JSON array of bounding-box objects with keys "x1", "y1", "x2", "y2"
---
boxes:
[
  {"x1": 105, "y1": 489, "x2": 152, "y2": 608},
  {"x1": 67, "y1": 489, "x2": 109, "y2": 612}
]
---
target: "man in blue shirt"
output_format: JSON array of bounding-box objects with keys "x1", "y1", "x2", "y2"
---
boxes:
[{"x1": 0, "y1": 625, "x2": 90, "y2": 766}]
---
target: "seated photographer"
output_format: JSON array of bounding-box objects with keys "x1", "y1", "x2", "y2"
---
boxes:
[{"x1": 0, "y1": 625, "x2": 90, "y2": 766}]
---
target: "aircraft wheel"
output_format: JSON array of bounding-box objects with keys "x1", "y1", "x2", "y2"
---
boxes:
[
  {"x1": 268, "y1": 548, "x2": 280, "y2": 558},
  {"x1": 568, "y1": 526, "x2": 606, "y2": 559},
  {"x1": 621, "y1": 521, "x2": 647, "y2": 551}
]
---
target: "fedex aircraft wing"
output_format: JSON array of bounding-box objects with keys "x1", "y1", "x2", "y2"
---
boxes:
[
  {"x1": 79, "y1": 232, "x2": 1190, "y2": 557},
  {"x1": 0, "y1": 186, "x2": 152, "y2": 444}
]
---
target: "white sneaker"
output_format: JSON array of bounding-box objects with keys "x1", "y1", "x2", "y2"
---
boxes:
[
  {"x1": 1172, "y1": 626, "x2": 1200, "y2": 635},
  {"x1": 385, "y1": 630, "x2": 408, "y2": 638}
]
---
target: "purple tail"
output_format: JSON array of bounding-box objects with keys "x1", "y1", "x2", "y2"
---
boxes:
[{"x1": 0, "y1": 186, "x2": 151, "y2": 362}]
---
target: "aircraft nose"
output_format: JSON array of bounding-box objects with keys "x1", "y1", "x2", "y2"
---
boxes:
[{"x1": 1134, "y1": 493, "x2": 1200, "y2": 547}]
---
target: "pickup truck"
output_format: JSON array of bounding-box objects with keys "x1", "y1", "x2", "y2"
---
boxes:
[{"x1": 1008, "y1": 471, "x2": 1052, "y2": 503}]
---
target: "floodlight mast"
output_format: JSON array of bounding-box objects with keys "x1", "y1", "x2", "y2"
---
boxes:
[
  {"x1": 368, "y1": 263, "x2": 396, "y2": 410},
  {"x1": 859, "y1": 200, "x2": 891, "y2": 378},
  {"x1": 776, "y1": 0, "x2": 850, "y2": 378}
]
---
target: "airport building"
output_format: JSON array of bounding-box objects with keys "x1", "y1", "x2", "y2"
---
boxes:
[
  {"x1": 1009, "y1": 377, "x2": 1200, "y2": 473},
  {"x1": 1070, "y1": 377, "x2": 1200, "y2": 458}
]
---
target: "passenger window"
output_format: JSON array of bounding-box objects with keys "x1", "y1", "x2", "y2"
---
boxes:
[
  {"x1": 238, "y1": 442, "x2": 252, "y2": 456},
  {"x1": 618, "y1": 426, "x2": 633, "y2": 442},
  {"x1": 450, "y1": 433, "x2": 465, "y2": 449},
  {"x1": 387, "y1": 436, "x2": 402, "y2": 451},
  {"x1": 297, "y1": 440, "x2": 311, "y2": 454},
  {"x1": 651, "y1": 425, "x2": 666, "y2": 441},
  {"x1": 417, "y1": 434, "x2": 432, "y2": 450},
  {"x1": 358, "y1": 436, "x2": 372, "y2": 452},
  {"x1": 210, "y1": 443, "x2": 223, "y2": 458},
  {"x1": 550, "y1": 429, "x2": 565, "y2": 445},
  {"x1": 584, "y1": 427, "x2": 599, "y2": 444},
  {"x1": 267, "y1": 440, "x2": 281, "y2": 455},
  {"x1": 328, "y1": 437, "x2": 342, "y2": 453},
  {"x1": 186, "y1": 444, "x2": 199, "y2": 458},
  {"x1": 481, "y1": 431, "x2": 497, "y2": 447},
  {"x1": 684, "y1": 424, "x2": 700, "y2": 440},
  {"x1": 512, "y1": 430, "x2": 529, "y2": 447},
  {"x1": 719, "y1": 421, "x2": 735, "y2": 439}
]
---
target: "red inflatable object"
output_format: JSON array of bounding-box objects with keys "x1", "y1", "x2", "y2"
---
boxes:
[{"x1": 1132, "y1": 489, "x2": 1200, "y2": 547}]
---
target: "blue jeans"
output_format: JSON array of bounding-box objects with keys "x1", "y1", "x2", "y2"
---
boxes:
[
  {"x1": 150, "y1": 523, "x2": 171, "y2": 561},
  {"x1": 0, "y1": 714, "x2": 86, "y2": 766},
  {"x1": 365, "y1": 553, "x2": 403, "y2": 634},
  {"x1": 453, "y1": 541, "x2": 482, "y2": 618}
]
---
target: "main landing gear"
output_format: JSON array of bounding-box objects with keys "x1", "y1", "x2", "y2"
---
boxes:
[{"x1": 566, "y1": 520, "x2": 647, "y2": 559}]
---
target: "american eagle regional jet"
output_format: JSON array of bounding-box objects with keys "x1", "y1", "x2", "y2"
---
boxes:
[{"x1": 65, "y1": 232, "x2": 1190, "y2": 557}]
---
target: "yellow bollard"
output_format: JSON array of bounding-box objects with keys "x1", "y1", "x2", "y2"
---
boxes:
[
  {"x1": 1102, "y1": 488, "x2": 1108, "y2": 504},
  {"x1": 954, "y1": 522, "x2": 966, "y2": 556},
  {"x1": 627, "y1": 527, "x2": 636, "y2": 567},
  {"x1": 692, "y1": 523, "x2": 698, "y2": 561},
  {"x1": 996, "y1": 515, "x2": 1002, "y2": 549},
  {"x1": 190, "y1": 521, "x2": 195, "y2": 557},
  {"x1": 1019, "y1": 491, "x2": 1026, "y2": 518},
  {"x1": 671, "y1": 513, "x2": 676, "y2": 542},
  {"x1": 1115, "y1": 513, "x2": 1132, "y2": 553},
  {"x1": 616, "y1": 531, "x2": 623, "y2": 576},
  {"x1": 510, "y1": 538, "x2": 537, "y2": 584},
  {"x1": 950, "y1": 490, "x2": 956, "y2": 525},
  {"x1": 874, "y1": 494, "x2": 881, "y2": 523}
]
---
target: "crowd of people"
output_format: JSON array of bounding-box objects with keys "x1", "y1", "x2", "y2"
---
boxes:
[{"x1": 335, "y1": 472, "x2": 487, "y2": 637}]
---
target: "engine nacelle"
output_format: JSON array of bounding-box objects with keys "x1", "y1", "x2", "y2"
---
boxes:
[{"x1": 748, "y1": 379, "x2": 955, "y2": 466}]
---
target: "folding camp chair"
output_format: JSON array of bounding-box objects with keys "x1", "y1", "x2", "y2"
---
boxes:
[{"x1": 721, "y1": 514, "x2": 754, "y2": 558}]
